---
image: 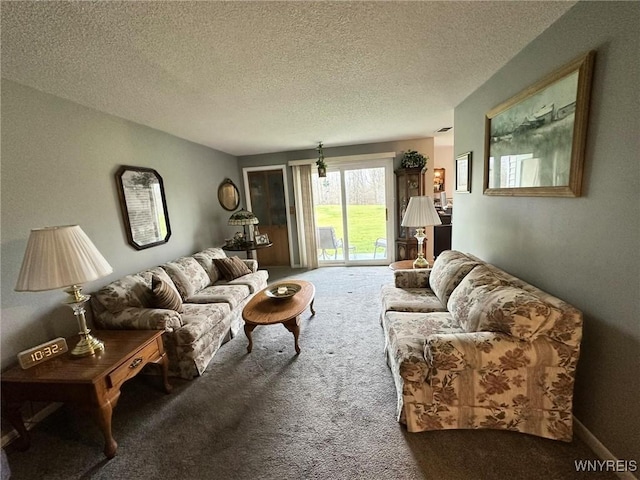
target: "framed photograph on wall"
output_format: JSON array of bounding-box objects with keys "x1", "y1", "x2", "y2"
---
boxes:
[
  {"x1": 456, "y1": 152, "x2": 472, "y2": 193},
  {"x1": 484, "y1": 50, "x2": 595, "y2": 197}
]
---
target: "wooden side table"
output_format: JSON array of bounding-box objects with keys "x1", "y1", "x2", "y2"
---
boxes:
[
  {"x1": 1, "y1": 330, "x2": 171, "y2": 458},
  {"x1": 222, "y1": 242, "x2": 273, "y2": 259},
  {"x1": 389, "y1": 260, "x2": 430, "y2": 270}
]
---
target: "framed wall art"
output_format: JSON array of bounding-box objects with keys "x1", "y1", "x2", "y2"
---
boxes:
[
  {"x1": 115, "y1": 165, "x2": 171, "y2": 250},
  {"x1": 484, "y1": 50, "x2": 595, "y2": 197},
  {"x1": 433, "y1": 168, "x2": 445, "y2": 193},
  {"x1": 455, "y1": 152, "x2": 471, "y2": 193}
]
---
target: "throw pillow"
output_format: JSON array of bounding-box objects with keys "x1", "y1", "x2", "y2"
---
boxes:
[
  {"x1": 152, "y1": 274, "x2": 183, "y2": 312},
  {"x1": 213, "y1": 256, "x2": 252, "y2": 281}
]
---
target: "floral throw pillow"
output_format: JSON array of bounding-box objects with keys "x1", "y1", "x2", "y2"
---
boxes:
[
  {"x1": 152, "y1": 274, "x2": 183, "y2": 312},
  {"x1": 213, "y1": 256, "x2": 252, "y2": 281}
]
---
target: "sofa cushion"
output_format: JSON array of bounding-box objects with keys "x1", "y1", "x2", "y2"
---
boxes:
[
  {"x1": 381, "y1": 284, "x2": 446, "y2": 313},
  {"x1": 152, "y1": 271, "x2": 183, "y2": 313},
  {"x1": 225, "y1": 270, "x2": 269, "y2": 293},
  {"x1": 174, "y1": 303, "x2": 231, "y2": 345},
  {"x1": 213, "y1": 256, "x2": 252, "y2": 281},
  {"x1": 193, "y1": 248, "x2": 228, "y2": 284},
  {"x1": 447, "y1": 265, "x2": 508, "y2": 332},
  {"x1": 429, "y1": 250, "x2": 480, "y2": 306},
  {"x1": 162, "y1": 257, "x2": 211, "y2": 300},
  {"x1": 94, "y1": 272, "x2": 153, "y2": 314},
  {"x1": 475, "y1": 286, "x2": 562, "y2": 340},
  {"x1": 382, "y1": 311, "x2": 464, "y2": 382},
  {"x1": 187, "y1": 284, "x2": 251, "y2": 309}
]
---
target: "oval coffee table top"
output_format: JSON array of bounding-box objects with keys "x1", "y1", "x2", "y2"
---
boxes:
[{"x1": 243, "y1": 280, "x2": 315, "y2": 325}]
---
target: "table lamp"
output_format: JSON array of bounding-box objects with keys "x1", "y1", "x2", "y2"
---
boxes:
[
  {"x1": 228, "y1": 209, "x2": 259, "y2": 245},
  {"x1": 15, "y1": 225, "x2": 113, "y2": 357},
  {"x1": 401, "y1": 196, "x2": 442, "y2": 268}
]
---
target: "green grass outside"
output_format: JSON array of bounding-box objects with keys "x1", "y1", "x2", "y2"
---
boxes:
[{"x1": 315, "y1": 204, "x2": 386, "y2": 254}]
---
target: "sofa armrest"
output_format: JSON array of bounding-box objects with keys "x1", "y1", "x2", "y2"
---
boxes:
[
  {"x1": 242, "y1": 259, "x2": 258, "y2": 273},
  {"x1": 394, "y1": 268, "x2": 431, "y2": 289},
  {"x1": 96, "y1": 307, "x2": 183, "y2": 332},
  {"x1": 424, "y1": 332, "x2": 560, "y2": 373}
]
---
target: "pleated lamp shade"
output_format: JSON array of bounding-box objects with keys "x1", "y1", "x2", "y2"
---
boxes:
[
  {"x1": 15, "y1": 225, "x2": 113, "y2": 292},
  {"x1": 401, "y1": 196, "x2": 443, "y2": 227}
]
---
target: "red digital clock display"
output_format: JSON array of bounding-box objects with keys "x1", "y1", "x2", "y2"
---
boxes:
[{"x1": 17, "y1": 337, "x2": 68, "y2": 369}]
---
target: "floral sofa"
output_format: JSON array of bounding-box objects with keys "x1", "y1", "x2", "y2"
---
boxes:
[
  {"x1": 380, "y1": 250, "x2": 582, "y2": 441},
  {"x1": 91, "y1": 247, "x2": 268, "y2": 379}
]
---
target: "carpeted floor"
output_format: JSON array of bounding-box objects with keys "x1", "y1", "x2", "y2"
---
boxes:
[{"x1": 3, "y1": 266, "x2": 615, "y2": 480}]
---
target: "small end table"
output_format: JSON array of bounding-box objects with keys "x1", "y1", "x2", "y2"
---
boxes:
[{"x1": 1, "y1": 330, "x2": 171, "y2": 458}]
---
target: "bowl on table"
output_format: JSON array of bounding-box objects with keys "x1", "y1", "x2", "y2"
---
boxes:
[{"x1": 265, "y1": 283, "x2": 301, "y2": 300}]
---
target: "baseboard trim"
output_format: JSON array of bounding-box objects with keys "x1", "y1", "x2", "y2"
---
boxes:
[
  {"x1": 1, "y1": 402, "x2": 62, "y2": 448},
  {"x1": 573, "y1": 416, "x2": 638, "y2": 480}
]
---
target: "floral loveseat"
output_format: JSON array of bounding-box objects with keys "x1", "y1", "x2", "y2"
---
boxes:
[
  {"x1": 91, "y1": 247, "x2": 268, "y2": 379},
  {"x1": 380, "y1": 250, "x2": 582, "y2": 441}
]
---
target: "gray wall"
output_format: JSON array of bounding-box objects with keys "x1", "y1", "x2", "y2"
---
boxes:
[
  {"x1": 238, "y1": 138, "x2": 435, "y2": 265},
  {"x1": 1, "y1": 80, "x2": 241, "y2": 368},
  {"x1": 453, "y1": 2, "x2": 639, "y2": 462}
]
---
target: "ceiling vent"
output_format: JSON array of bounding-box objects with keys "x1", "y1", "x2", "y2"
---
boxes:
[{"x1": 436, "y1": 127, "x2": 452, "y2": 133}]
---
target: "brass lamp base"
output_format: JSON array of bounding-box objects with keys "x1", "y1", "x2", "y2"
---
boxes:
[
  {"x1": 413, "y1": 228, "x2": 430, "y2": 269},
  {"x1": 71, "y1": 332, "x2": 105, "y2": 357},
  {"x1": 413, "y1": 255, "x2": 429, "y2": 269},
  {"x1": 65, "y1": 285, "x2": 105, "y2": 358}
]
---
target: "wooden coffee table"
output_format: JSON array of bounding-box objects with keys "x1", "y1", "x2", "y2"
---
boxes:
[{"x1": 242, "y1": 280, "x2": 315, "y2": 354}]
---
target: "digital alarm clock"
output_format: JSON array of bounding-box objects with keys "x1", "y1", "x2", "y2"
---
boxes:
[{"x1": 17, "y1": 337, "x2": 68, "y2": 369}]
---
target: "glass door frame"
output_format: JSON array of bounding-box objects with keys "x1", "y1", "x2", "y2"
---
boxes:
[
  {"x1": 242, "y1": 165, "x2": 295, "y2": 267},
  {"x1": 317, "y1": 157, "x2": 395, "y2": 266}
]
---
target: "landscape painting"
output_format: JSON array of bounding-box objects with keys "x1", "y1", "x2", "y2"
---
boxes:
[{"x1": 484, "y1": 51, "x2": 595, "y2": 197}]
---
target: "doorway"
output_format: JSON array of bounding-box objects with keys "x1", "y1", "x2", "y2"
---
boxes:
[
  {"x1": 313, "y1": 159, "x2": 393, "y2": 265},
  {"x1": 244, "y1": 166, "x2": 293, "y2": 266}
]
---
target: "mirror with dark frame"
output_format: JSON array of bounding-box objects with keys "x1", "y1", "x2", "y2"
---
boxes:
[
  {"x1": 218, "y1": 178, "x2": 240, "y2": 211},
  {"x1": 115, "y1": 165, "x2": 171, "y2": 250}
]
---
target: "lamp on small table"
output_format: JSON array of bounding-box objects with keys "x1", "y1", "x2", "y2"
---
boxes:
[
  {"x1": 401, "y1": 196, "x2": 442, "y2": 268},
  {"x1": 228, "y1": 209, "x2": 259, "y2": 246},
  {"x1": 14, "y1": 225, "x2": 113, "y2": 357}
]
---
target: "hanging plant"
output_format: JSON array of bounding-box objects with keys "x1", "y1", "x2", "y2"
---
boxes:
[
  {"x1": 316, "y1": 142, "x2": 327, "y2": 177},
  {"x1": 401, "y1": 149, "x2": 428, "y2": 169}
]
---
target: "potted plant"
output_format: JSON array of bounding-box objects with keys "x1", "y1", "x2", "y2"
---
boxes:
[
  {"x1": 316, "y1": 142, "x2": 327, "y2": 177},
  {"x1": 401, "y1": 149, "x2": 428, "y2": 169}
]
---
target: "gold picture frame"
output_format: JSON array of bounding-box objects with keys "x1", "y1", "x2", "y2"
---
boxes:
[{"x1": 484, "y1": 50, "x2": 595, "y2": 197}]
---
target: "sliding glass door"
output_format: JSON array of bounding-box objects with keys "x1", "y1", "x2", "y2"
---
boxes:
[{"x1": 312, "y1": 159, "x2": 393, "y2": 265}]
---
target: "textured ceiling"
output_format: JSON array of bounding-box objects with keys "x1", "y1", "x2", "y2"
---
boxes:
[{"x1": 1, "y1": 1, "x2": 576, "y2": 156}]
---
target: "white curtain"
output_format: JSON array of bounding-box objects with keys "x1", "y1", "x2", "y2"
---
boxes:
[{"x1": 292, "y1": 164, "x2": 319, "y2": 269}]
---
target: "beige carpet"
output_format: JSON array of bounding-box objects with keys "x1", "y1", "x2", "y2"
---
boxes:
[{"x1": 3, "y1": 266, "x2": 615, "y2": 479}]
